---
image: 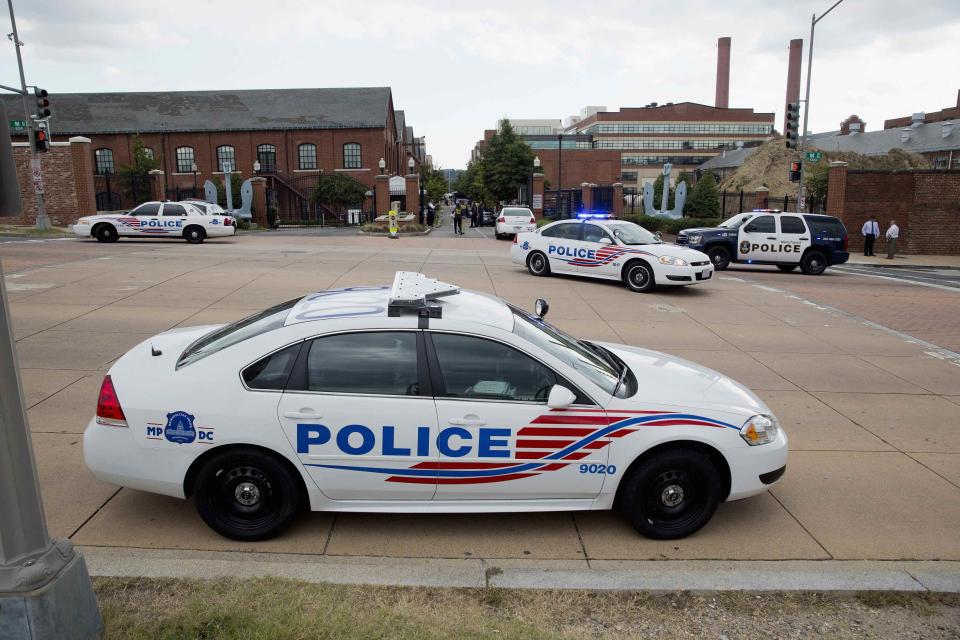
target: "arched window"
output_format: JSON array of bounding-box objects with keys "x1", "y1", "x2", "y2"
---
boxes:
[
  {"x1": 142, "y1": 148, "x2": 155, "y2": 160},
  {"x1": 217, "y1": 145, "x2": 236, "y2": 172},
  {"x1": 94, "y1": 148, "x2": 115, "y2": 175},
  {"x1": 175, "y1": 146, "x2": 195, "y2": 173},
  {"x1": 343, "y1": 143, "x2": 361, "y2": 169},
  {"x1": 257, "y1": 144, "x2": 276, "y2": 173},
  {"x1": 298, "y1": 143, "x2": 317, "y2": 170}
]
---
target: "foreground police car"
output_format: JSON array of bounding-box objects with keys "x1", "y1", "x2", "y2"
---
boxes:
[
  {"x1": 676, "y1": 210, "x2": 849, "y2": 275},
  {"x1": 512, "y1": 217, "x2": 713, "y2": 292},
  {"x1": 73, "y1": 201, "x2": 236, "y2": 244},
  {"x1": 84, "y1": 272, "x2": 787, "y2": 541}
]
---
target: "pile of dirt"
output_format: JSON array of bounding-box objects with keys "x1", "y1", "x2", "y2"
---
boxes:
[{"x1": 718, "y1": 140, "x2": 930, "y2": 197}]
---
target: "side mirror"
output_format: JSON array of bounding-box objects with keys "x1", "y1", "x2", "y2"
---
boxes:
[
  {"x1": 598, "y1": 237, "x2": 613, "y2": 245},
  {"x1": 547, "y1": 385, "x2": 577, "y2": 409},
  {"x1": 534, "y1": 298, "x2": 549, "y2": 319}
]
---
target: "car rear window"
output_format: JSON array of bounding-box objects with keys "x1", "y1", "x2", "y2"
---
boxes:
[
  {"x1": 502, "y1": 208, "x2": 532, "y2": 217},
  {"x1": 803, "y1": 215, "x2": 847, "y2": 238},
  {"x1": 177, "y1": 298, "x2": 300, "y2": 368}
]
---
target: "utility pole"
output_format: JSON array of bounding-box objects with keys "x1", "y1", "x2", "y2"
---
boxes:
[
  {"x1": 6, "y1": 0, "x2": 50, "y2": 230},
  {"x1": 797, "y1": 0, "x2": 844, "y2": 210}
]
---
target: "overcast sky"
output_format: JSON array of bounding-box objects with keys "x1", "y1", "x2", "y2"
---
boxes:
[{"x1": 3, "y1": 0, "x2": 958, "y2": 169}]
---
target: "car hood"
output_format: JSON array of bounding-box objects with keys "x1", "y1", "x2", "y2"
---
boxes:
[
  {"x1": 598, "y1": 342, "x2": 769, "y2": 417},
  {"x1": 620, "y1": 244, "x2": 709, "y2": 262},
  {"x1": 676, "y1": 227, "x2": 721, "y2": 236}
]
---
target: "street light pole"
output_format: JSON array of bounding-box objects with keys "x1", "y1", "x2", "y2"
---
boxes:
[{"x1": 797, "y1": 0, "x2": 845, "y2": 210}]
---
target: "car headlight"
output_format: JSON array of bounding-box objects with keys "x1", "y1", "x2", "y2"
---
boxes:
[
  {"x1": 658, "y1": 255, "x2": 688, "y2": 266},
  {"x1": 740, "y1": 414, "x2": 780, "y2": 446},
  {"x1": 687, "y1": 234, "x2": 703, "y2": 244}
]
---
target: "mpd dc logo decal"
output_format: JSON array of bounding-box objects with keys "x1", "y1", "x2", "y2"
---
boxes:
[
  {"x1": 164, "y1": 411, "x2": 196, "y2": 444},
  {"x1": 521, "y1": 240, "x2": 530, "y2": 250},
  {"x1": 739, "y1": 240, "x2": 751, "y2": 254}
]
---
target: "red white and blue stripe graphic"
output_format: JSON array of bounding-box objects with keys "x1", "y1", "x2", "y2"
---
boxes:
[
  {"x1": 563, "y1": 246, "x2": 655, "y2": 268},
  {"x1": 115, "y1": 216, "x2": 140, "y2": 228},
  {"x1": 304, "y1": 409, "x2": 738, "y2": 485}
]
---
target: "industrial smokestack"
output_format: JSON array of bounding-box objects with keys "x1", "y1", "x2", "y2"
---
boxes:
[
  {"x1": 715, "y1": 37, "x2": 731, "y2": 109},
  {"x1": 784, "y1": 39, "x2": 803, "y2": 133}
]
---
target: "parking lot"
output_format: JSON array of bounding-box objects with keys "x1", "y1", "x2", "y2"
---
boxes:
[{"x1": 2, "y1": 231, "x2": 959, "y2": 568}]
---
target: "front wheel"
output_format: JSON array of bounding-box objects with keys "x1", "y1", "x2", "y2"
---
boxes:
[
  {"x1": 95, "y1": 224, "x2": 118, "y2": 243},
  {"x1": 193, "y1": 449, "x2": 301, "y2": 541},
  {"x1": 707, "y1": 246, "x2": 731, "y2": 271},
  {"x1": 623, "y1": 260, "x2": 655, "y2": 293},
  {"x1": 527, "y1": 251, "x2": 551, "y2": 277},
  {"x1": 619, "y1": 449, "x2": 721, "y2": 539},
  {"x1": 800, "y1": 250, "x2": 827, "y2": 275}
]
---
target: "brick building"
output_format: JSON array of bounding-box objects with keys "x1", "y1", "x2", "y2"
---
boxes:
[
  {"x1": 3, "y1": 87, "x2": 427, "y2": 216},
  {"x1": 7, "y1": 138, "x2": 97, "y2": 226}
]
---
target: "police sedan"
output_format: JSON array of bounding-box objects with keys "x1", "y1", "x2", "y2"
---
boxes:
[
  {"x1": 512, "y1": 217, "x2": 713, "y2": 292},
  {"x1": 84, "y1": 272, "x2": 787, "y2": 541},
  {"x1": 73, "y1": 201, "x2": 236, "y2": 244}
]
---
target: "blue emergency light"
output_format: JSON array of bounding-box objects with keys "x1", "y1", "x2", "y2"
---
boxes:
[{"x1": 575, "y1": 212, "x2": 613, "y2": 220}]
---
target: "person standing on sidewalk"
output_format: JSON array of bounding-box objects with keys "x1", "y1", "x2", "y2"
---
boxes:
[
  {"x1": 885, "y1": 220, "x2": 900, "y2": 259},
  {"x1": 861, "y1": 216, "x2": 879, "y2": 256}
]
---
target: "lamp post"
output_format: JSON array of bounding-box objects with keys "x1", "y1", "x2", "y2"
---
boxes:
[
  {"x1": 378, "y1": 157, "x2": 386, "y2": 175},
  {"x1": 191, "y1": 161, "x2": 198, "y2": 197},
  {"x1": 797, "y1": 0, "x2": 845, "y2": 209},
  {"x1": 556, "y1": 134, "x2": 563, "y2": 191},
  {"x1": 253, "y1": 160, "x2": 261, "y2": 176}
]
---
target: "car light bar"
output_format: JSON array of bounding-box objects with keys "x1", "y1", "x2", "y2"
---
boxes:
[
  {"x1": 575, "y1": 212, "x2": 613, "y2": 219},
  {"x1": 751, "y1": 209, "x2": 782, "y2": 213},
  {"x1": 388, "y1": 272, "x2": 459, "y2": 321}
]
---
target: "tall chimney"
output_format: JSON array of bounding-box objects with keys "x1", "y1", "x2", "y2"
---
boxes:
[
  {"x1": 784, "y1": 39, "x2": 803, "y2": 133},
  {"x1": 715, "y1": 37, "x2": 731, "y2": 109}
]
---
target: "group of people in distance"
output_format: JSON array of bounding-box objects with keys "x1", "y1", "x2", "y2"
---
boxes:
[
  {"x1": 451, "y1": 201, "x2": 488, "y2": 235},
  {"x1": 860, "y1": 216, "x2": 900, "y2": 258}
]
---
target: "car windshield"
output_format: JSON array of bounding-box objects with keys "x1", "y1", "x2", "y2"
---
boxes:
[
  {"x1": 177, "y1": 298, "x2": 300, "y2": 368},
  {"x1": 510, "y1": 306, "x2": 625, "y2": 397},
  {"x1": 606, "y1": 222, "x2": 660, "y2": 245},
  {"x1": 718, "y1": 214, "x2": 753, "y2": 229}
]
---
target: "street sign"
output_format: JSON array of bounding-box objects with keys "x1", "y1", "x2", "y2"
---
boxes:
[
  {"x1": 388, "y1": 210, "x2": 398, "y2": 238},
  {"x1": 8, "y1": 119, "x2": 26, "y2": 134},
  {"x1": 798, "y1": 196, "x2": 806, "y2": 210},
  {"x1": 805, "y1": 151, "x2": 822, "y2": 162},
  {"x1": 30, "y1": 158, "x2": 43, "y2": 195},
  {"x1": 532, "y1": 194, "x2": 542, "y2": 209}
]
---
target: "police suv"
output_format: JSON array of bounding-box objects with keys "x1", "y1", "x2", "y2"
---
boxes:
[
  {"x1": 512, "y1": 216, "x2": 713, "y2": 292},
  {"x1": 676, "y1": 210, "x2": 849, "y2": 275},
  {"x1": 73, "y1": 201, "x2": 236, "y2": 244},
  {"x1": 84, "y1": 272, "x2": 787, "y2": 541}
]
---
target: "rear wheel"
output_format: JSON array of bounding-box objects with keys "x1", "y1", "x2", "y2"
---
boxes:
[
  {"x1": 800, "y1": 250, "x2": 827, "y2": 275},
  {"x1": 623, "y1": 260, "x2": 655, "y2": 293},
  {"x1": 193, "y1": 449, "x2": 301, "y2": 541},
  {"x1": 527, "y1": 251, "x2": 550, "y2": 277},
  {"x1": 619, "y1": 449, "x2": 721, "y2": 539},
  {"x1": 184, "y1": 226, "x2": 206, "y2": 244},
  {"x1": 776, "y1": 264, "x2": 798, "y2": 272},
  {"x1": 707, "y1": 245, "x2": 731, "y2": 271},
  {"x1": 95, "y1": 224, "x2": 118, "y2": 243}
]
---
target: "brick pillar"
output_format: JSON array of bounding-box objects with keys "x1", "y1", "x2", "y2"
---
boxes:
[
  {"x1": 148, "y1": 170, "x2": 165, "y2": 202},
  {"x1": 581, "y1": 182, "x2": 592, "y2": 214},
  {"x1": 68, "y1": 137, "x2": 96, "y2": 216},
  {"x1": 250, "y1": 176, "x2": 268, "y2": 227},
  {"x1": 531, "y1": 173, "x2": 544, "y2": 219},
  {"x1": 375, "y1": 174, "x2": 390, "y2": 216},
  {"x1": 405, "y1": 173, "x2": 419, "y2": 215},
  {"x1": 754, "y1": 186, "x2": 769, "y2": 210},
  {"x1": 612, "y1": 182, "x2": 624, "y2": 218},
  {"x1": 826, "y1": 161, "x2": 849, "y2": 216}
]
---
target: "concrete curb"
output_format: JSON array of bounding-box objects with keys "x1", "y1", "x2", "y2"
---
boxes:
[{"x1": 80, "y1": 547, "x2": 960, "y2": 592}]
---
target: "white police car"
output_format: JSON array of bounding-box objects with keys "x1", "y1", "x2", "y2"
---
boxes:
[
  {"x1": 511, "y1": 216, "x2": 713, "y2": 292},
  {"x1": 676, "y1": 210, "x2": 850, "y2": 275},
  {"x1": 495, "y1": 206, "x2": 538, "y2": 240},
  {"x1": 73, "y1": 201, "x2": 236, "y2": 244},
  {"x1": 84, "y1": 272, "x2": 787, "y2": 541}
]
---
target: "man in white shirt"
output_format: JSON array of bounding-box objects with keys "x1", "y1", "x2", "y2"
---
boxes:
[
  {"x1": 886, "y1": 220, "x2": 900, "y2": 259},
  {"x1": 861, "y1": 216, "x2": 879, "y2": 256}
]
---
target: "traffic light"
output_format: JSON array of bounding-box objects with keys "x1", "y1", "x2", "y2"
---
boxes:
[
  {"x1": 789, "y1": 161, "x2": 801, "y2": 182},
  {"x1": 33, "y1": 87, "x2": 50, "y2": 119},
  {"x1": 785, "y1": 102, "x2": 800, "y2": 149},
  {"x1": 33, "y1": 120, "x2": 50, "y2": 153}
]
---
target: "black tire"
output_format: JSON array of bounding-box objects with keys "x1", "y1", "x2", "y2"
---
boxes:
[
  {"x1": 799, "y1": 250, "x2": 827, "y2": 275},
  {"x1": 495, "y1": 232, "x2": 503, "y2": 240},
  {"x1": 707, "y1": 245, "x2": 731, "y2": 271},
  {"x1": 619, "y1": 449, "x2": 721, "y2": 539},
  {"x1": 184, "y1": 226, "x2": 206, "y2": 244},
  {"x1": 95, "y1": 224, "x2": 118, "y2": 243},
  {"x1": 193, "y1": 448, "x2": 301, "y2": 541},
  {"x1": 527, "y1": 251, "x2": 551, "y2": 277},
  {"x1": 776, "y1": 264, "x2": 798, "y2": 272},
  {"x1": 623, "y1": 260, "x2": 655, "y2": 293}
]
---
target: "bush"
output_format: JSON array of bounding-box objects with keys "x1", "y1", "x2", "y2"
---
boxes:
[{"x1": 620, "y1": 214, "x2": 722, "y2": 235}]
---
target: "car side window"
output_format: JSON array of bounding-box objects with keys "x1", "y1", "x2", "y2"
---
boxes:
[
  {"x1": 780, "y1": 216, "x2": 806, "y2": 234},
  {"x1": 131, "y1": 203, "x2": 161, "y2": 217},
  {"x1": 744, "y1": 215, "x2": 775, "y2": 233},
  {"x1": 306, "y1": 332, "x2": 419, "y2": 396},
  {"x1": 582, "y1": 224, "x2": 610, "y2": 243},
  {"x1": 242, "y1": 343, "x2": 301, "y2": 391},
  {"x1": 162, "y1": 204, "x2": 187, "y2": 217},
  {"x1": 431, "y1": 333, "x2": 558, "y2": 402},
  {"x1": 541, "y1": 223, "x2": 580, "y2": 240}
]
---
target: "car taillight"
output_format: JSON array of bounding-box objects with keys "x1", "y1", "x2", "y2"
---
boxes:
[
  {"x1": 498, "y1": 217, "x2": 505, "y2": 223},
  {"x1": 513, "y1": 235, "x2": 518, "y2": 244},
  {"x1": 96, "y1": 375, "x2": 128, "y2": 427},
  {"x1": 843, "y1": 235, "x2": 849, "y2": 250},
  {"x1": 224, "y1": 217, "x2": 233, "y2": 226},
  {"x1": 529, "y1": 217, "x2": 536, "y2": 224}
]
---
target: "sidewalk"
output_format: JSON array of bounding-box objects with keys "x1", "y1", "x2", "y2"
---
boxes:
[{"x1": 846, "y1": 254, "x2": 960, "y2": 268}]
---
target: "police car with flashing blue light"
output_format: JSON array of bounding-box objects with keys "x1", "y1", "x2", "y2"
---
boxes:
[
  {"x1": 676, "y1": 210, "x2": 849, "y2": 275},
  {"x1": 511, "y1": 215, "x2": 714, "y2": 293},
  {"x1": 83, "y1": 272, "x2": 787, "y2": 541}
]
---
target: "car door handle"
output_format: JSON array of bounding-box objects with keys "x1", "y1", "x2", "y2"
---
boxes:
[
  {"x1": 284, "y1": 410, "x2": 323, "y2": 420},
  {"x1": 448, "y1": 417, "x2": 486, "y2": 427},
  {"x1": 766, "y1": 236, "x2": 777, "y2": 240},
  {"x1": 799, "y1": 237, "x2": 809, "y2": 240}
]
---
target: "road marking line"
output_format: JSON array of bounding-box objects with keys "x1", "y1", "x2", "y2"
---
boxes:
[{"x1": 833, "y1": 267, "x2": 960, "y2": 293}]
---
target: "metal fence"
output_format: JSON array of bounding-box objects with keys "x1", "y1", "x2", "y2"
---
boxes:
[
  {"x1": 94, "y1": 173, "x2": 151, "y2": 211},
  {"x1": 543, "y1": 189, "x2": 582, "y2": 219}
]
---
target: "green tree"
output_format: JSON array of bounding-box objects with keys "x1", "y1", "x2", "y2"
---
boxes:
[
  {"x1": 117, "y1": 135, "x2": 159, "y2": 204},
  {"x1": 311, "y1": 174, "x2": 367, "y2": 218},
  {"x1": 419, "y1": 164, "x2": 448, "y2": 204},
  {"x1": 209, "y1": 174, "x2": 243, "y2": 210},
  {"x1": 686, "y1": 172, "x2": 721, "y2": 217},
  {"x1": 804, "y1": 160, "x2": 829, "y2": 203},
  {"x1": 479, "y1": 119, "x2": 536, "y2": 204},
  {"x1": 651, "y1": 174, "x2": 675, "y2": 211}
]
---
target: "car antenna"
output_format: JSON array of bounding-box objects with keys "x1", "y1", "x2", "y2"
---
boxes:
[{"x1": 150, "y1": 343, "x2": 162, "y2": 357}]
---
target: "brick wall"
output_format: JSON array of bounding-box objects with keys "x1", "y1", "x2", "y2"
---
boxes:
[
  {"x1": 827, "y1": 167, "x2": 960, "y2": 254},
  {"x1": 11, "y1": 138, "x2": 96, "y2": 226}
]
